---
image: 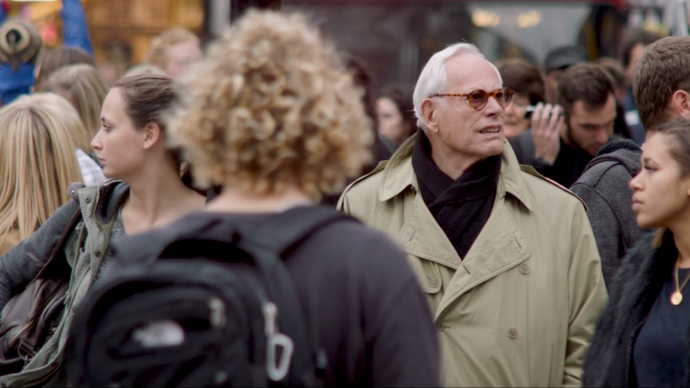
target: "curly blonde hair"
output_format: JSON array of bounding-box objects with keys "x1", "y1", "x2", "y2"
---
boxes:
[{"x1": 168, "y1": 11, "x2": 373, "y2": 200}]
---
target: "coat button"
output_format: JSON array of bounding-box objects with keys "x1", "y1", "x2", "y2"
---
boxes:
[
  {"x1": 519, "y1": 263, "x2": 530, "y2": 275},
  {"x1": 95, "y1": 250, "x2": 101, "y2": 257},
  {"x1": 85, "y1": 197, "x2": 91, "y2": 203},
  {"x1": 508, "y1": 328, "x2": 518, "y2": 339},
  {"x1": 427, "y1": 276, "x2": 438, "y2": 288},
  {"x1": 437, "y1": 324, "x2": 445, "y2": 332}
]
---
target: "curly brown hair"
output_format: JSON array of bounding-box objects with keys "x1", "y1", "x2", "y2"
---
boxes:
[{"x1": 168, "y1": 11, "x2": 373, "y2": 200}]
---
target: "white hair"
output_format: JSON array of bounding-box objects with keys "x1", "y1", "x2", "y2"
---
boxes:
[{"x1": 412, "y1": 43, "x2": 502, "y2": 129}]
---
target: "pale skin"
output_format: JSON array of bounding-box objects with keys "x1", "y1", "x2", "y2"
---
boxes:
[
  {"x1": 503, "y1": 93, "x2": 531, "y2": 137},
  {"x1": 206, "y1": 186, "x2": 313, "y2": 214},
  {"x1": 531, "y1": 95, "x2": 616, "y2": 163},
  {"x1": 92, "y1": 88, "x2": 206, "y2": 235},
  {"x1": 626, "y1": 44, "x2": 646, "y2": 82},
  {"x1": 420, "y1": 53, "x2": 505, "y2": 180},
  {"x1": 165, "y1": 40, "x2": 202, "y2": 80}
]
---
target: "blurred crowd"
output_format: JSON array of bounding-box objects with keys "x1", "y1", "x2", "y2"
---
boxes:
[{"x1": 1, "y1": 1, "x2": 690, "y2": 387}]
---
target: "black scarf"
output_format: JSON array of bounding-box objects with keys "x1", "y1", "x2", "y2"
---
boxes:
[{"x1": 412, "y1": 130, "x2": 501, "y2": 259}]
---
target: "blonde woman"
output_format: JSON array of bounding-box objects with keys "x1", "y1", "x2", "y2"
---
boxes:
[
  {"x1": 17, "y1": 93, "x2": 105, "y2": 186},
  {"x1": 103, "y1": 11, "x2": 440, "y2": 387},
  {"x1": 0, "y1": 102, "x2": 82, "y2": 255},
  {"x1": 44, "y1": 63, "x2": 109, "y2": 141},
  {"x1": 144, "y1": 28, "x2": 202, "y2": 80}
]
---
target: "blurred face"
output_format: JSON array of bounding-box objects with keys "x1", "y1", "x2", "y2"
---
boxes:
[
  {"x1": 377, "y1": 97, "x2": 408, "y2": 144},
  {"x1": 165, "y1": 40, "x2": 202, "y2": 80},
  {"x1": 503, "y1": 93, "x2": 530, "y2": 137},
  {"x1": 567, "y1": 95, "x2": 616, "y2": 156},
  {"x1": 626, "y1": 43, "x2": 646, "y2": 82},
  {"x1": 91, "y1": 88, "x2": 146, "y2": 179},
  {"x1": 630, "y1": 133, "x2": 690, "y2": 229},
  {"x1": 425, "y1": 54, "x2": 505, "y2": 162}
]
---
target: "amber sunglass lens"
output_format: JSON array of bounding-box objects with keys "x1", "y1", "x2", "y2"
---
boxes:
[{"x1": 469, "y1": 91, "x2": 488, "y2": 110}]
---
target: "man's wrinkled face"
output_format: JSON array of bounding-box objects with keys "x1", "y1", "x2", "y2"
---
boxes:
[
  {"x1": 567, "y1": 94, "x2": 617, "y2": 156},
  {"x1": 427, "y1": 54, "x2": 505, "y2": 161}
]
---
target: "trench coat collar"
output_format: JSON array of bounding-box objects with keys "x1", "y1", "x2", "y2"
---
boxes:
[{"x1": 379, "y1": 133, "x2": 534, "y2": 212}]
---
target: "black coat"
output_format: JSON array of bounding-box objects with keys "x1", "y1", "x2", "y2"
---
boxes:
[{"x1": 583, "y1": 230, "x2": 688, "y2": 387}]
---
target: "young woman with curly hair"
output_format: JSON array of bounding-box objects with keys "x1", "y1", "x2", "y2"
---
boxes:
[{"x1": 105, "y1": 10, "x2": 440, "y2": 387}]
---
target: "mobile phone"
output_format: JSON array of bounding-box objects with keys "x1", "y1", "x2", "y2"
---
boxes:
[
  {"x1": 524, "y1": 106, "x2": 563, "y2": 120},
  {"x1": 524, "y1": 106, "x2": 536, "y2": 119}
]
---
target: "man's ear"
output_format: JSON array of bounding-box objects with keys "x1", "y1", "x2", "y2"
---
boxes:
[
  {"x1": 421, "y1": 98, "x2": 440, "y2": 133},
  {"x1": 670, "y1": 90, "x2": 690, "y2": 121},
  {"x1": 142, "y1": 123, "x2": 162, "y2": 150}
]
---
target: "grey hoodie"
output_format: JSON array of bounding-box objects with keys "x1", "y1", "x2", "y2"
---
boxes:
[{"x1": 570, "y1": 140, "x2": 649, "y2": 288}]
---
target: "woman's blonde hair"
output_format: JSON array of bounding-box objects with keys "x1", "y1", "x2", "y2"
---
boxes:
[
  {"x1": 0, "y1": 102, "x2": 82, "y2": 244},
  {"x1": 17, "y1": 92, "x2": 92, "y2": 152},
  {"x1": 45, "y1": 64, "x2": 109, "y2": 142},
  {"x1": 168, "y1": 11, "x2": 373, "y2": 200},
  {"x1": 145, "y1": 28, "x2": 199, "y2": 71}
]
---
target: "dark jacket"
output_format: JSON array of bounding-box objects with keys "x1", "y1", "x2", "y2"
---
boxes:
[
  {"x1": 105, "y1": 209, "x2": 441, "y2": 387},
  {"x1": 508, "y1": 130, "x2": 621, "y2": 188},
  {"x1": 0, "y1": 180, "x2": 128, "y2": 386},
  {"x1": 583, "y1": 231, "x2": 682, "y2": 387},
  {"x1": 570, "y1": 140, "x2": 648, "y2": 288}
]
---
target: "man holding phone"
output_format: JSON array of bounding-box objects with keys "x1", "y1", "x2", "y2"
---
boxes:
[{"x1": 509, "y1": 63, "x2": 618, "y2": 187}]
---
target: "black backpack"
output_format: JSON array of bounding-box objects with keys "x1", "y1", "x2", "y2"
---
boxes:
[{"x1": 66, "y1": 206, "x2": 354, "y2": 387}]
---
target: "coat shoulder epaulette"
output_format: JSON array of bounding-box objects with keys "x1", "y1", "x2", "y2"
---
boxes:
[
  {"x1": 519, "y1": 165, "x2": 588, "y2": 211},
  {"x1": 343, "y1": 160, "x2": 388, "y2": 192}
]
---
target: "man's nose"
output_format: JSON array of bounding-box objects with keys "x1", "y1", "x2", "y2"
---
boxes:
[
  {"x1": 485, "y1": 96, "x2": 504, "y2": 116},
  {"x1": 595, "y1": 128, "x2": 609, "y2": 144}
]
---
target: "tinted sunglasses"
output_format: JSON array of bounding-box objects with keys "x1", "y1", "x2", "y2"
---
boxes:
[{"x1": 431, "y1": 88, "x2": 514, "y2": 111}]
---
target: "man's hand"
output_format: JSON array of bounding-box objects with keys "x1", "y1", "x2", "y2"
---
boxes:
[{"x1": 531, "y1": 103, "x2": 566, "y2": 165}]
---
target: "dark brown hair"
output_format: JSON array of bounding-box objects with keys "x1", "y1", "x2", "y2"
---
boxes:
[
  {"x1": 622, "y1": 29, "x2": 664, "y2": 67},
  {"x1": 633, "y1": 37, "x2": 690, "y2": 131},
  {"x1": 377, "y1": 84, "x2": 416, "y2": 135},
  {"x1": 658, "y1": 119, "x2": 690, "y2": 176},
  {"x1": 35, "y1": 47, "x2": 94, "y2": 91},
  {"x1": 596, "y1": 57, "x2": 627, "y2": 90},
  {"x1": 558, "y1": 63, "x2": 614, "y2": 116},
  {"x1": 496, "y1": 58, "x2": 545, "y2": 105},
  {"x1": 114, "y1": 73, "x2": 193, "y2": 187},
  {"x1": 114, "y1": 73, "x2": 178, "y2": 132}
]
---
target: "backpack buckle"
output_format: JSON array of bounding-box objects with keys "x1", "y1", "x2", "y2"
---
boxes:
[{"x1": 263, "y1": 302, "x2": 294, "y2": 382}]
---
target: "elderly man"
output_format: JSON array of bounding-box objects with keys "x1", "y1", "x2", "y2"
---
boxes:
[{"x1": 338, "y1": 43, "x2": 607, "y2": 387}]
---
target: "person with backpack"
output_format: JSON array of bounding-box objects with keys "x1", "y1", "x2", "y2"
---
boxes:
[
  {"x1": 0, "y1": 73, "x2": 205, "y2": 387},
  {"x1": 67, "y1": 10, "x2": 440, "y2": 387}
]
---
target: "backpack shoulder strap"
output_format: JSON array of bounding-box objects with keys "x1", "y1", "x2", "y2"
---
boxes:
[{"x1": 248, "y1": 206, "x2": 357, "y2": 256}]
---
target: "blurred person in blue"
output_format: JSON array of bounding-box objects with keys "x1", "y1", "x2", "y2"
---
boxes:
[{"x1": 0, "y1": 0, "x2": 93, "y2": 106}]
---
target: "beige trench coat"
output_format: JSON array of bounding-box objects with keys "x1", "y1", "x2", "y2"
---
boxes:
[{"x1": 338, "y1": 135, "x2": 607, "y2": 387}]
